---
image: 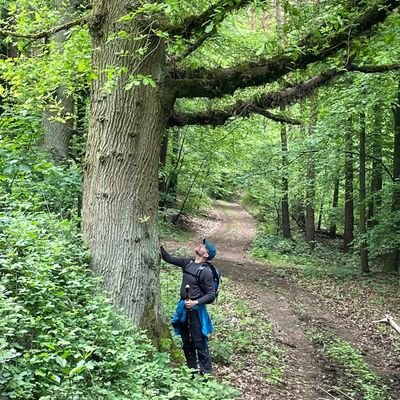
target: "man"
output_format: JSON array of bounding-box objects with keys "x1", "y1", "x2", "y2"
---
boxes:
[{"x1": 160, "y1": 238, "x2": 217, "y2": 375}]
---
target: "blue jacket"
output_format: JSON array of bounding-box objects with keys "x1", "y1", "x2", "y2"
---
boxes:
[{"x1": 171, "y1": 300, "x2": 213, "y2": 337}]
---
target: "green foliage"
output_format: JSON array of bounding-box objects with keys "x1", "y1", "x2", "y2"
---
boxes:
[
  {"x1": 251, "y1": 229, "x2": 362, "y2": 279},
  {"x1": 0, "y1": 132, "x2": 81, "y2": 216},
  {"x1": 0, "y1": 213, "x2": 239, "y2": 399},
  {"x1": 323, "y1": 337, "x2": 391, "y2": 400}
]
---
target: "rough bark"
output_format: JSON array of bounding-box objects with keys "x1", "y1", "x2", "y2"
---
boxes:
[
  {"x1": 159, "y1": 131, "x2": 169, "y2": 198},
  {"x1": 83, "y1": 0, "x2": 174, "y2": 342},
  {"x1": 359, "y1": 112, "x2": 369, "y2": 272},
  {"x1": 384, "y1": 82, "x2": 400, "y2": 273},
  {"x1": 41, "y1": 0, "x2": 75, "y2": 162},
  {"x1": 42, "y1": 87, "x2": 74, "y2": 161},
  {"x1": 343, "y1": 126, "x2": 354, "y2": 251}
]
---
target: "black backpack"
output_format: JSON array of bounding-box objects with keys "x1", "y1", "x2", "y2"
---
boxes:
[{"x1": 184, "y1": 261, "x2": 221, "y2": 302}]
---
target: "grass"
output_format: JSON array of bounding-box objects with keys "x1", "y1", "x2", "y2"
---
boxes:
[{"x1": 311, "y1": 331, "x2": 392, "y2": 400}]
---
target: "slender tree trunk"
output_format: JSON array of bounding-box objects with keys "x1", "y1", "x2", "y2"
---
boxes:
[
  {"x1": 83, "y1": 0, "x2": 174, "y2": 342},
  {"x1": 281, "y1": 120, "x2": 291, "y2": 238},
  {"x1": 275, "y1": 1, "x2": 291, "y2": 239},
  {"x1": 384, "y1": 82, "x2": 400, "y2": 273},
  {"x1": 329, "y1": 177, "x2": 340, "y2": 238},
  {"x1": 343, "y1": 126, "x2": 354, "y2": 250},
  {"x1": 359, "y1": 112, "x2": 369, "y2": 272},
  {"x1": 317, "y1": 203, "x2": 323, "y2": 231},
  {"x1": 41, "y1": 0, "x2": 75, "y2": 162},
  {"x1": 305, "y1": 94, "x2": 317, "y2": 244},
  {"x1": 367, "y1": 105, "x2": 383, "y2": 227}
]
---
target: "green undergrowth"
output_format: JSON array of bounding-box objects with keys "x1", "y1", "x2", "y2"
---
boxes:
[
  {"x1": 311, "y1": 331, "x2": 392, "y2": 400},
  {"x1": 158, "y1": 212, "x2": 194, "y2": 243},
  {"x1": 251, "y1": 229, "x2": 399, "y2": 311},
  {"x1": 0, "y1": 212, "x2": 238, "y2": 400},
  {"x1": 251, "y1": 229, "x2": 360, "y2": 279},
  {"x1": 161, "y1": 261, "x2": 285, "y2": 385}
]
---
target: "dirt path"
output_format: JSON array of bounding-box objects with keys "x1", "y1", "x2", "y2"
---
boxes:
[
  {"x1": 189, "y1": 200, "x2": 398, "y2": 400},
  {"x1": 204, "y1": 201, "x2": 324, "y2": 400}
]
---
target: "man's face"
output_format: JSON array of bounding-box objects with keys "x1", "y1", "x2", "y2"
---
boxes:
[{"x1": 195, "y1": 244, "x2": 208, "y2": 258}]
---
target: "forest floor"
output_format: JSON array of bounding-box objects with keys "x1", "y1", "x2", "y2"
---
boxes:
[{"x1": 166, "y1": 200, "x2": 400, "y2": 400}]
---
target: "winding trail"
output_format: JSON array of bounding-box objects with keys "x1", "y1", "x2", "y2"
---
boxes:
[
  {"x1": 186, "y1": 200, "x2": 398, "y2": 400},
  {"x1": 206, "y1": 201, "x2": 324, "y2": 400}
]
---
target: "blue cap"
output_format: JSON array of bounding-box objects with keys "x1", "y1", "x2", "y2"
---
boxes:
[{"x1": 203, "y1": 238, "x2": 217, "y2": 260}]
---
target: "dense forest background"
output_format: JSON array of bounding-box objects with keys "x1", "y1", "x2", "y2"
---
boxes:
[{"x1": 0, "y1": 0, "x2": 399, "y2": 398}]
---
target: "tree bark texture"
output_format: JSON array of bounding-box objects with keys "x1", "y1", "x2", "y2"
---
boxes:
[
  {"x1": 41, "y1": 0, "x2": 75, "y2": 162},
  {"x1": 344, "y1": 127, "x2": 354, "y2": 250},
  {"x1": 42, "y1": 86, "x2": 74, "y2": 161},
  {"x1": 83, "y1": 0, "x2": 173, "y2": 341},
  {"x1": 159, "y1": 131, "x2": 169, "y2": 200},
  {"x1": 359, "y1": 112, "x2": 369, "y2": 272}
]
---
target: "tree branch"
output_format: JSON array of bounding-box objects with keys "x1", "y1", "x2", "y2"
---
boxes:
[
  {"x1": 170, "y1": 28, "x2": 215, "y2": 63},
  {"x1": 168, "y1": 63, "x2": 400, "y2": 127},
  {"x1": 166, "y1": 0, "x2": 253, "y2": 39},
  {"x1": 171, "y1": 0, "x2": 399, "y2": 99},
  {"x1": 0, "y1": 16, "x2": 87, "y2": 40},
  {"x1": 252, "y1": 106, "x2": 302, "y2": 125},
  {"x1": 168, "y1": 70, "x2": 340, "y2": 127}
]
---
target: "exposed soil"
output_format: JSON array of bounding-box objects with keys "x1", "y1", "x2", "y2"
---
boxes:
[{"x1": 173, "y1": 200, "x2": 400, "y2": 400}]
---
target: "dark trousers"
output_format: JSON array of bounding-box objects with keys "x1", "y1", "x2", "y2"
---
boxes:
[{"x1": 180, "y1": 309, "x2": 212, "y2": 374}]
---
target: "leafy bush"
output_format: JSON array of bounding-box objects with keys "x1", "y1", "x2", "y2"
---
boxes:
[
  {"x1": 326, "y1": 338, "x2": 391, "y2": 400},
  {"x1": 251, "y1": 228, "x2": 360, "y2": 279},
  {"x1": 0, "y1": 213, "x2": 238, "y2": 399},
  {"x1": 0, "y1": 132, "x2": 81, "y2": 217}
]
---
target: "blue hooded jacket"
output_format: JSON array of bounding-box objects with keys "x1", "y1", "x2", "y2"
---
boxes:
[{"x1": 171, "y1": 300, "x2": 213, "y2": 337}]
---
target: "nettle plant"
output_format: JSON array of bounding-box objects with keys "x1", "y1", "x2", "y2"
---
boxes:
[{"x1": 0, "y1": 213, "x2": 238, "y2": 399}]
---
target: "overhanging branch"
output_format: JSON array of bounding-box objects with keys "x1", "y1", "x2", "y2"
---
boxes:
[
  {"x1": 168, "y1": 63, "x2": 400, "y2": 127},
  {"x1": 169, "y1": 70, "x2": 340, "y2": 127},
  {"x1": 171, "y1": 0, "x2": 399, "y2": 99},
  {"x1": 0, "y1": 16, "x2": 87, "y2": 40}
]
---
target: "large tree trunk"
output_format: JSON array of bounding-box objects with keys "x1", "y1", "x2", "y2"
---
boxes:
[
  {"x1": 367, "y1": 104, "x2": 383, "y2": 227},
  {"x1": 384, "y1": 82, "x2": 400, "y2": 273},
  {"x1": 305, "y1": 94, "x2": 317, "y2": 244},
  {"x1": 359, "y1": 112, "x2": 369, "y2": 272},
  {"x1": 343, "y1": 126, "x2": 354, "y2": 250},
  {"x1": 83, "y1": 0, "x2": 174, "y2": 342},
  {"x1": 41, "y1": 0, "x2": 75, "y2": 162}
]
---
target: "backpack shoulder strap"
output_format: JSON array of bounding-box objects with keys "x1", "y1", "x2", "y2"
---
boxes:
[{"x1": 183, "y1": 260, "x2": 202, "y2": 279}]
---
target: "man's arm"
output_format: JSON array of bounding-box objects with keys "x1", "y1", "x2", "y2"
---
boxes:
[
  {"x1": 160, "y1": 245, "x2": 190, "y2": 269},
  {"x1": 196, "y1": 268, "x2": 216, "y2": 305}
]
